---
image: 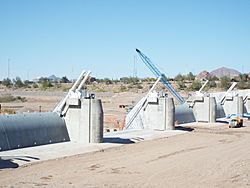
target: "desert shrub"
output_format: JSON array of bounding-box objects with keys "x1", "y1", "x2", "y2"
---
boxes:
[
  {"x1": 120, "y1": 85, "x2": 128, "y2": 92},
  {"x1": 0, "y1": 94, "x2": 26, "y2": 103},
  {"x1": 41, "y1": 80, "x2": 53, "y2": 89},
  {"x1": 32, "y1": 83, "x2": 39, "y2": 88}
]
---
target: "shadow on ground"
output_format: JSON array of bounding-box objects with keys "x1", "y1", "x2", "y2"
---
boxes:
[
  {"x1": 0, "y1": 158, "x2": 19, "y2": 169},
  {"x1": 0, "y1": 156, "x2": 40, "y2": 169},
  {"x1": 216, "y1": 120, "x2": 229, "y2": 124},
  {"x1": 175, "y1": 126, "x2": 194, "y2": 132},
  {"x1": 103, "y1": 137, "x2": 137, "y2": 144}
]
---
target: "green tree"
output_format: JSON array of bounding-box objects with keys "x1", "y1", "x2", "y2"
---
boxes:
[
  {"x1": 61, "y1": 76, "x2": 70, "y2": 83},
  {"x1": 188, "y1": 80, "x2": 202, "y2": 91},
  {"x1": 208, "y1": 80, "x2": 217, "y2": 88},
  {"x1": 174, "y1": 74, "x2": 184, "y2": 82},
  {"x1": 13, "y1": 77, "x2": 24, "y2": 88},
  {"x1": 220, "y1": 76, "x2": 231, "y2": 90},
  {"x1": 186, "y1": 72, "x2": 195, "y2": 81},
  {"x1": 120, "y1": 77, "x2": 140, "y2": 84},
  {"x1": 2, "y1": 78, "x2": 12, "y2": 87},
  {"x1": 141, "y1": 77, "x2": 156, "y2": 82},
  {"x1": 103, "y1": 78, "x2": 113, "y2": 85},
  {"x1": 209, "y1": 76, "x2": 219, "y2": 81},
  {"x1": 235, "y1": 74, "x2": 249, "y2": 89}
]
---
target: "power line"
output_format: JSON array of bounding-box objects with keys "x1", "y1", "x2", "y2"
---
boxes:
[
  {"x1": 7, "y1": 58, "x2": 10, "y2": 79},
  {"x1": 133, "y1": 55, "x2": 137, "y2": 77}
]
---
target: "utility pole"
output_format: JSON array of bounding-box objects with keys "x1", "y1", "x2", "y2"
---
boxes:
[
  {"x1": 133, "y1": 55, "x2": 137, "y2": 78},
  {"x1": 27, "y1": 70, "x2": 29, "y2": 81},
  {"x1": 7, "y1": 58, "x2": 10, "y2": 79}
]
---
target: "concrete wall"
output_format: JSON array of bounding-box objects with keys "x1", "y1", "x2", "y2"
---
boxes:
[
  {"x1": 0, "y1": 112, "x2": 70, "y2": 151},
  {"x1": 192, "y1": 97, "x2": 216, "y2": 123},
  {"x1": 144, "y1": 97, "x2": 175, "y2": 130},
  {"x1": 244, "y1": 96, "x2": 250, "y2": 113},
  {"x1": 223, "y1": 96, "x2": 244, "y2": 116},
  {"x1": 64, "y1": 98, "x2": 103, "y2": 143},
  {"x1": 126, "y1": 96, "x2": 175, "y2": 130}
]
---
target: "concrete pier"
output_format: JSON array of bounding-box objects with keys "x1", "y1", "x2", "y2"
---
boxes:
[
  {"x1": 64, "y1": 98, "x2": 103, "y2": 143},
  {"x1": 126, "y1": 94, "x2": 175, "y2": 131},
  {"x1": 144, "y1": 97, "x2": 175, "y2": 130},
  {"x1": 223, "y1": 96, "x2": 244, "y2": 116},
  {"x1": 191, "y1": 96, "x2": 217, "y2": 123},
  {"x1": 245, "y1": 96, "x2": 250, "y2": 113}
]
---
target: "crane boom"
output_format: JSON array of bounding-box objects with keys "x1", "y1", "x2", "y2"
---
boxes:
[{"x1": 136, "y1": 49, "x2": 185, "y2": 104}]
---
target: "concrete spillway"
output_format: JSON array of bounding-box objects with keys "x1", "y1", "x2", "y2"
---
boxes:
[{"x1": 0, "y1": 112, "x2": 70, "y2": 151}]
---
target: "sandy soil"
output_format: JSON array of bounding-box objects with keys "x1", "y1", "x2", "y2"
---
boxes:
[{"x1": 1, "y1": 122, "x2": 250, "y2": 188}]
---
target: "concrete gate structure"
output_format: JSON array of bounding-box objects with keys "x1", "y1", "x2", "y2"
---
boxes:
[{"x1": 0, "y1": 70, "x2": 103, "y2": 152}]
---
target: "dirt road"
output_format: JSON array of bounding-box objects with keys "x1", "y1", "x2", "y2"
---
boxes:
[{"x1": 1, "y1": 123, "x2": 250, "y2": 188}]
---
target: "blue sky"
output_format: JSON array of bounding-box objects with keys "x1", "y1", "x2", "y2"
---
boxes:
[{"x1": 0, "y1": 0, "x2": 250, "y2": 80}]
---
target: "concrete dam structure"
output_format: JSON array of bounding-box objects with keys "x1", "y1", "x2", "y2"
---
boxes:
[
  {"x1": 0, "y1": 70, "x2": 103, "y2": 152},
  {"x1": 125, "y1": 80, "x2": 250, "y2": 130},
  {"x1": 0, "y1": 112, "x2": 69, "y2": 151}
]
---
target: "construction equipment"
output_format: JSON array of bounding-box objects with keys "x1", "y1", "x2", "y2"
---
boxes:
[
  {"x1": 229, "y1": 116, "x2": 243, "y2": 128},
  {"x1": 136, "y1": 49, "x2": 185, "y2": 104}
]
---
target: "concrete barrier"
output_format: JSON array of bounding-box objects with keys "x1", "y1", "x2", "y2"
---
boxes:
[{"x1": 0, "y1": 112, "x2": 70, "y2": 151}]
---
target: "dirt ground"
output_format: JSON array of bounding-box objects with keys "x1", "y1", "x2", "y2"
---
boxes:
[
  {"x1": 1, "y1": 122, "x2": 250, "y2": 187},
  {"x1": 1, "y1": 89, "x2": 250, "y2": 187},
  {"x1": 0, "y1": 89, "x2": 144, "y2": 130}
]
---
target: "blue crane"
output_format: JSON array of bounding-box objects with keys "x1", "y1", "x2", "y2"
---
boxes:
[{"x1": 136, "y1": 48, "x2": 185, "y2": 104}]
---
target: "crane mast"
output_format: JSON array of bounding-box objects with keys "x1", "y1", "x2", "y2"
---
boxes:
[{"x1": 136, "y1": 49, "x2": 185, "y2": 104}]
